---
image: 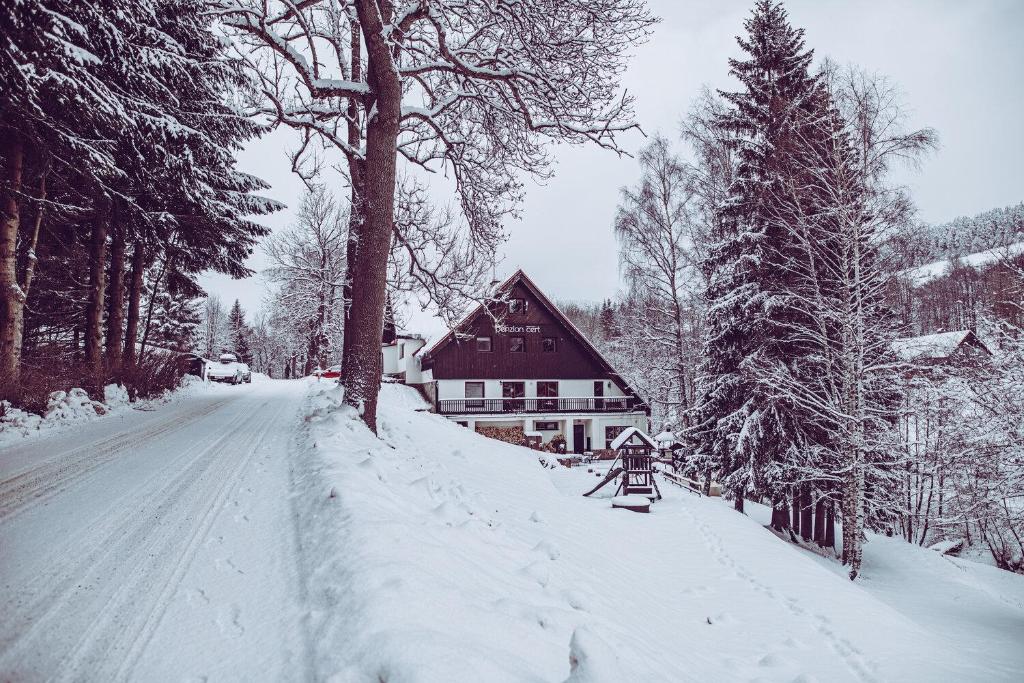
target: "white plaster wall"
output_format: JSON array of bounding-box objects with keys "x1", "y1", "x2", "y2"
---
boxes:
[
  {"x1": 381, "y1": 344, "x2": 400, "y2": 374},
  {"x1": 404, "y1": 353, "x2": 423, "y2": 383}
]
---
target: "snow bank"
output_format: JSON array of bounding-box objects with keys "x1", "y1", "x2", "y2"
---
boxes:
[
  {"x1": 1, "y1": 389, "x2": 112, "y2": 445},
  {"x1": 297, "y1": 383, "x2": 1024, "y2": 681},
  {"x1": 0, "y1": 375, "x2": 218, "y2": 447}
]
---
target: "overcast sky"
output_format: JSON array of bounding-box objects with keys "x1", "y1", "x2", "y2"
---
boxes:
[{"x1": 201, "y1": 0, "x2": 1024, "y2": 334}]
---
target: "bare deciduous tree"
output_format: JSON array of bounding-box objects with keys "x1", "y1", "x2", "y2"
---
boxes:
[
  {"x1": 615, "y1": 135, "x2": 706, "y2": 428},
  {"x1": 220, "y1": 0, "x2": 657, "y2": 430},
  {"x1": 263, "y1": 186, "x2": 348, "y2": 374}
]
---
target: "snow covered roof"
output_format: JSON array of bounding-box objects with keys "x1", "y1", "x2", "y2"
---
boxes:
[
  {"x1": 609, "y1": 427, "x2": 657, "y2": 451},
  {"x1": 654, "y1": 430, "x2": 678, "y2": 443},
  {"x1": 891, "y1": 330, "x2": 991, "y2": 361},
  {"x1": 412, "y1": 269, "x2": 648, "y2": 409}
]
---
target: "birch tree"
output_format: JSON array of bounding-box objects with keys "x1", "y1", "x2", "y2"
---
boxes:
[
  {"x1": 756, "y1": 65, "x2": 936, "y2": 578},
  {"x1": 615, "y1": 135, "x2": 707, "y2": 428}
]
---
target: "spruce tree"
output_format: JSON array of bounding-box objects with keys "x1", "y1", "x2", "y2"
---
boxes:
[
  {"x1": 382, "y1": 295, "x2": 397, "y2": 345},
  {"x1": 228, "y1": 299, "x2": 252, "y2": 363},
  {"x1": 691, "y1": 0, "x2": 824, "y2": 517}
]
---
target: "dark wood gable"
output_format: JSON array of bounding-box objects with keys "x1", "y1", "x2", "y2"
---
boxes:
[{"x1": 420, "y1": 271, "x2": 635, "y2": 389}]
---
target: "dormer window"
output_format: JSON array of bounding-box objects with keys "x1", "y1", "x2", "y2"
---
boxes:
[{"x1": 509, "y1": 298, "x2": 527, "y2": 315}]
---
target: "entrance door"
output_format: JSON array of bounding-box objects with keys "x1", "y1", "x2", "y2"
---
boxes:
[
  {"x1": 573, "y1": 424, "x2": 585, "y2": 454},
  {"x1": 593, "y1": 381, "x2": 604, "y2": 410}
]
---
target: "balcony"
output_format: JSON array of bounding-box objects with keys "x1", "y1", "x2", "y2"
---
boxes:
[{"x1": 436, "y1": 396, "x2": 644, "y2": 415}]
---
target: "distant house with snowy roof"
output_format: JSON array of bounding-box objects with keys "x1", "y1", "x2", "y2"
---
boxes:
[
  {"x1": 381, "y1": 269, "x2": 649, "y2": 452},
  {"x1": 891, "y1": 330, "x2": 991, "y2": 369}
]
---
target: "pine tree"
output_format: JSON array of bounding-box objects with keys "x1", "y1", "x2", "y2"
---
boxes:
[
  {"x1": 691, "y1": 0, "x2": 824, "y2": 516},
  {"x1": 228, "y1": 299, "x2": 252, "y2": 364},
  {"x1": 599, "y1": 299, "x2": 618, "y2": 340},
  {"x1": 382, "y1": 294, "x2": 397, "y2": 345}
]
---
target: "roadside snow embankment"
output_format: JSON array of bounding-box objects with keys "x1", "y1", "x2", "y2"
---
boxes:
[
  {"x1": 0, "y1": 375, "x2": 217, "y2": 447},
  {"x1": 297, "y1": 383, "x2": 1024, "y2": 682}
]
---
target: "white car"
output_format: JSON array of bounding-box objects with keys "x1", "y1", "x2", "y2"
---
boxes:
[{"x1": 207, "y1": 353, "x2": 245, "y2": 384}]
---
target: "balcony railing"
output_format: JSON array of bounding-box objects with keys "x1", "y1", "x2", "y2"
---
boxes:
[{"x1": 436, "y1": 396, "x2": 642, "y2": 415}]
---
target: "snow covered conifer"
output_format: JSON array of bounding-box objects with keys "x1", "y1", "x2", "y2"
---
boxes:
[
  {"x1": 691, "y1": 0, "x2": 823, "y2": 517},
  {"x1": 228, "y1": 299, "x2": 252, "y2": 364}
]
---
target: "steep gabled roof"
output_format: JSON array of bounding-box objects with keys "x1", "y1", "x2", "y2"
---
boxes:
[
  {"x1": 892, "y1": 330, "x2": 992, "y2": 362},
  {"x1": 610, "y1": 426, "x2": 657, "y2": 450},
  {"x1": 417, "y1": 269, "x2": 646, "y2": 403}
]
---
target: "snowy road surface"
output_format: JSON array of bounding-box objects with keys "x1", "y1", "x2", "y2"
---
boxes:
[
  {"x1": 0, "y1": 380, "x2": 311, "y2": 681},
  {"x1": 4, "y1": 379, "x2": 1023, "y2": 682}
]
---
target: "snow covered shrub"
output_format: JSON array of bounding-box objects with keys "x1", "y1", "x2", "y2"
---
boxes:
[
  {"x1": 117, "y1": 354, "x2": 187, "y2": 400},
  {"x1": 44, "y1": 388, "x2": 106, "y2": 422},
  {"x1": 0, "y1": 356, "x2": 94, "y2": 415}
]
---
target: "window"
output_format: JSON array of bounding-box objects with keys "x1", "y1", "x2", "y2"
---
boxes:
[
  {"x1": 535, "y1": 421, "x2": 559, "y2": 431},
  {"x1": 509, "y1": 298, "x2": 527, "y2": 314},
  {"x1": 509, "y1": 336, "x2": 525, "y2": 353},
  {"x1": 605, "y1": 425, "x2": 627, "y2": 449},
  {"x1": 465, "y1": 381, "x2": 485, "y2": 410},
  {"x1": 502, "y1": 381, "x2": 525, "y2": 411},
  {"x1": 476, "y1": 336, "x2": 492, "y2": 352},
  {"x1": 398, "y1": 343, "x2": 405, "y2": 359},
  {"x1": 537, "y1": 381, "x2": 558, "y2": 411},
  {"x1": 541, "y1": 337, "x2": 558, "y2": 353}
]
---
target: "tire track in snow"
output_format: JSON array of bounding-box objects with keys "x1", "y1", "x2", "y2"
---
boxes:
[
  {"x1": 679, "y1": 499, "x2": 879, "y2": 682},
  {"x1": 0, "y1": 396, "x2": 281, "y2": 681},
  {"x1": 0, "y1": 397, "x2": 230, "y2": 523},
  {"x1": 112, "y1": 398, "x2": 290, "y2": 682}
]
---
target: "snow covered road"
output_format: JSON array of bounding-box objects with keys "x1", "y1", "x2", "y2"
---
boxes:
[{"x1": 0, "y1": 379, "x2": 312, "y2": 681}]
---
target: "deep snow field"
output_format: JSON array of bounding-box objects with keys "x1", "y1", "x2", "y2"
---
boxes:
[{"x1": 299, "y1": 383, "x2": 1024, "y2": 682}]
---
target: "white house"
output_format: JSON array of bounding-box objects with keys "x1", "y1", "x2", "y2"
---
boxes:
[{"x1": 382, "y1": 270, "x2": 649, "y2": 452}]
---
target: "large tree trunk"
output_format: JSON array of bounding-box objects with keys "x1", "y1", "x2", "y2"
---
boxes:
[
  {"x1": 791, "y1": 488, "x2": 801, "y2": 536},
  {"x1": 0, "y1": 137, "x2": 25, "y2": 385},
  {"x1": 84, "y1": 205, "x2": 110, "y2": 391},
  {"x1": 105, "y1": 211, "x2": 126, "y2": 373},
  {"x1": 842, "y1": 450, "x2": 865, "y2": 580},
  {"x1": 825, "y1": 499, "x2": 836, "y2": 549},
  {"x1": 343, "y1": 0, "x2": 402, "y2": 432},
  {"x1": 340, "y1": 18, "x2": 364, "y2": 374},
  {"x1": 123, "y1": 244, "x2": 146, "y2": 368},
  {"x1": 733, "y1": 493, "x2": 744, "y2": 513},
  {"x1": 814, "y1": 496, "x2": 828, "y2": 546},
  {"x1": 770, "y1": 497, "x2": 792, "y2": 533},
  {"x1": 799, "y1": 485, "x2": 813, "y2": 542}
]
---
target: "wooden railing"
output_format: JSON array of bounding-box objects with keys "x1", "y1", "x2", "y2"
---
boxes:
[{"x1": 437, "y1": 396, "x2": 641, "y2": 415}]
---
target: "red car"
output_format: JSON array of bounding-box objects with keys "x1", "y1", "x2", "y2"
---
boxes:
[{"x1": 316, "y1": 364, "x2": 341, "y2": 380}]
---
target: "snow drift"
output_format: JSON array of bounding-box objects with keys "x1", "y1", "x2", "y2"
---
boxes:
[{"x1": 296, "y1": 383, "x2": 1024, "y2": 682}]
